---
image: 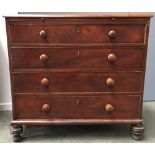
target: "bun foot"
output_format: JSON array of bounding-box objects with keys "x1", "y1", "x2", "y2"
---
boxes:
[
  {"x1": 10, "y1": 125, "x2": 23, "y2": 142},
  {"x1": 131, "y1": 123, "x2": 144, "y2": 140},
  {"x1": 12, "y1": 134, "x2": 23, "y2": 142}
]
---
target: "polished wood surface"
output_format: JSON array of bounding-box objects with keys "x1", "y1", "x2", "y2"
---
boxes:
[
  {"x1": 39, "y1": 30, "x2": 47, "y2": 38},
  {"x1": 13, "y1": 72, "x2": 142, "y2": 93},
  {"x1": 40, "y1": 78, "x2": 50, "y2": 87},
  {"x1": 42, "y1": 104, "x2": 50, "y2": 113},
  {"x1": 11, "y1": 119, "x2": 144, "y2": 125},
  {"x1": 108, "y1": 53, "x2": 117, "y2": 62},
  {"x1": 11, "y1": 48, "x2": 145, "y2": 70},
  {"x1": 105, "y1": 104, "x2": 114, "y2": 112},
  {"x1": 4, "y1": 13, "x2": 153, "y2": 18},
  {"x1": 14, "y1": 94, "x2": 140, "y2": 119},
  {"x1": 5, "y1": 14, "x2": 152, "y2": 141},
  {"x1": 108, "y1": 30, "x2": 117, "y2": 39},
  {"x1": 9, "y1": 24, "x2": 145, "y2": 44},
  {"x1": 106, "y1": 78, "x2": 115, "y2": 87},
  {"x1": 39, "y1": 53, "x2": 49, "y2": 63}
]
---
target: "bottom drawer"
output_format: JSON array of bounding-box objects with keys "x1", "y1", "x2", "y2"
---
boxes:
[{"x1": 14, "y1": 95, "x2": 141, "y2": 119}]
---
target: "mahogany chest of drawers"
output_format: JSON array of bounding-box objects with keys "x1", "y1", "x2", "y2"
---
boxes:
[{"x1": 5, "y1": 13, "x2": 152, "y2": 142}]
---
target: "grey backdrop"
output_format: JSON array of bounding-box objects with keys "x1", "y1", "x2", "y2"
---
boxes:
[{"x1": 144, "y1": 12, "x2": 155, "y2": 101}]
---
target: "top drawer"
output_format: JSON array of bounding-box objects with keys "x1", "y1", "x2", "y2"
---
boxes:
[{"x1": 9, "y1": 24, "x2": 145, "y2": 44}]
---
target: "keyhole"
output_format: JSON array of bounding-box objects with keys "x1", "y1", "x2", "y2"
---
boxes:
[
  {"x1": 76, "y1": 25, "x2": 80, "y2": 33},
  {"x1": 76, "y1": 50, "x2": 80, "y2": 55},
  {"x1": 76, "y1": 99, "x2": 80, "y2": 104}
]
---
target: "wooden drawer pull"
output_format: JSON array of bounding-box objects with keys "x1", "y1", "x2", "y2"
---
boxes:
[
  {"x1": 108, "y1": 53, "x2": 116, "y2": 62},
  {"x1": 42, "y1": 104, "x2": 50, "y2": 113},
  {"x1": 106, "y1": 78, "x2": 115, "y2": 87},
  {"x1": 40, "y1": 54, "x2": 48, "y2": 63},
  {"x1": 40, "y1": 30, "x2": 47, "y2": 38},
  {"x1": 41, "y1": 78, "x2": 49, "y2": 87},
  {"x1": 108, "y1": 30, "x2": 117, "y2": 38},
  {"x1": 105, "y1": 104, "x2": 114, "y2": 112}
]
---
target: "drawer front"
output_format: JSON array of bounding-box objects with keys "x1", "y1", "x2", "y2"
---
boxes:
[
  {"x1": 14, "y1": 94, "x2": 140, "y2": 119},
  {"x1": 9, "y1": 24, "x2": 145, "y2": 44},
  {"x1": 11, "y1": 48, "x2": 144, "y2": 69},
  {"x1": 13, "y1": 72, "x2": 142, "y2": 93}
]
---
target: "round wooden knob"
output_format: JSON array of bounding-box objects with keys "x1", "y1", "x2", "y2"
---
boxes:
[
  {"x1": 105, "y1": 104, "x2": 114, "y2": 112},
  {"x1": 108, "y1": 53, "x2": 116, "y2": 62},
  {"x1": 40, "y1": 54, "x2": 48, "y2": 63},
  {"x1": 108, "y1": 30, "x2": 117, "y2": 38},
  {"x1": 41, "y1": 78, "x2": 49, "y2": 87},
  {"x1": 40, "y1": 30, "x2": 47, "y2": 38},
  {"x1": 42, "y1": 104, "x2": 50, "y2": 113},
  {"x1": 106, "y1": 78, "x2": 115, "y2": 87}
]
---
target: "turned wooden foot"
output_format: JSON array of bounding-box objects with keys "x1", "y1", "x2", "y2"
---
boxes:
[
  {"x1": 131, "y1": 123, "x2": 144, "y2": 140},
  {"x1": 10, "y1": 125, "x2": 23, "y2": 142}
]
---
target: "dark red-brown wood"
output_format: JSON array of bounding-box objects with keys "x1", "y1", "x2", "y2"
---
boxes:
[
  {"x1": 5, "y1": 14, "x2": 152, "y2": 142},
  {"x1": 9, "y1": 24, "x2": 145, "y2": 44},
  {"x1": 11, "y1": 47, "x2": 145, "y2": 70},
  {"x1": 13, "y1": 72, "x2": 142, "y2": 93},
  {"x1": 14, "y1": 94, "x2": 140, "y2": 119}
]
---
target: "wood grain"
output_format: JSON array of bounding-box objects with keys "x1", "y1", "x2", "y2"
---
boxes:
[
  {"x1": 5, "y1": 14, "x2": 152, "y2": 141},
  {"x1": 9, "y1": 24, "x2": 145, "y2": 44},
  {"x1": 14, "y1": 94, "x2": 141, "y2": 119},
  {"x1": 13, "y1": 72, "x2": 142, "y2": 93},
  {"x1": 11, "y1": 47, "x2": 145, "y2": 70}
]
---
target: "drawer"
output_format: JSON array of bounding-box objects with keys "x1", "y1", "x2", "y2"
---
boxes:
[
  {"x1": 9, "y1": 24, "x2": 145, "y2": 44},
  {"x1": 11, "y1": 48, "x2": 144, "y2": 70},
  {"x1": 14, "y1": 94, "x2": 140, "y2": 119},
  {"x1": 13, "y1": 72, "x2": 142, "y2": 93}
]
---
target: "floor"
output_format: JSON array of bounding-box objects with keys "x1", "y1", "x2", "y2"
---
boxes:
[{"x1": 0, "y1": 101, "x2": 155, "y2": 143}]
